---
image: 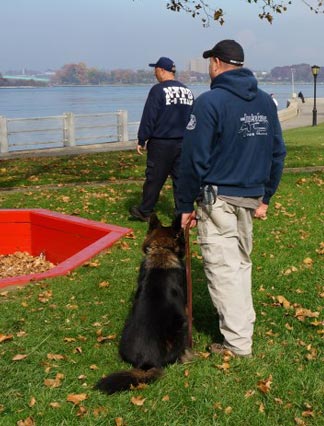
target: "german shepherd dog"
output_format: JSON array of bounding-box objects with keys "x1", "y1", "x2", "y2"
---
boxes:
[{"x1": 95, "y1": 213, "x2": 188, "y2": 394}]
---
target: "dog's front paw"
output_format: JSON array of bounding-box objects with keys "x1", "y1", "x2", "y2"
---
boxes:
[{"x1": 180, "y1": 348, "x2": 197, "y2": 364}]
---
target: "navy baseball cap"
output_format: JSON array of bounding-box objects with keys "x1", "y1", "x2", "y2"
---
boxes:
[
  {"x1": 149, "y1": 57, "x2": 176, "y2": 72},
  {"x1": 203, "y1": 39, "x2": 244, "y2": 66}
]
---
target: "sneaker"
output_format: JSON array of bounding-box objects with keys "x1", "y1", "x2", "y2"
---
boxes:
[
  {"x1": 129, "y1": 206, "x2": 150, "y2": 222},
  {"x1": 209, "y1": 343, "x2": 252, "y2": 358}
]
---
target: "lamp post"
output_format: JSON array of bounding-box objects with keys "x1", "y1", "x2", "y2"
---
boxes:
[{"x1": 311, "y1": 65, "x2": 320, "y2": 126}]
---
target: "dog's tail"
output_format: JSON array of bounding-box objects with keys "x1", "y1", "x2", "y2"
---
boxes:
[{"x1": 95, "y1": 367, "x2": 163, "y2": 394}]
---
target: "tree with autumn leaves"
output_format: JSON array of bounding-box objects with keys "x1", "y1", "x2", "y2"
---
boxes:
[{"x1": 166, "y1": 0, "x2": 324, "y2": 25}]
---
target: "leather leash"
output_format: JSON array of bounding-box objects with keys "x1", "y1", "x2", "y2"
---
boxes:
[{"x1": 184, "y1": 216, "x2": 193, "y2": 348}]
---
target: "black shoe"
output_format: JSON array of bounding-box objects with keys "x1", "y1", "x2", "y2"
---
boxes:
[{"x1": 129, "y1": 206, "x2": 150, "y2": 222}]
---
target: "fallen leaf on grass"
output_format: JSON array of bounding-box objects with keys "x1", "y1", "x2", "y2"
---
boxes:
[
  {"x1": 47, "y1": 353, "x2": 65, "y2": 361},
  {"x1": 97, "y1": 334, "x2": 117, "y2": 343},
  {"x1": 295, "y1": 418, "x2": 306, "y2": 426},
  {"x1": 258, "y1": 402, "x2": 266, "y2": 413},
  {"x1": 198, "y1": 351, "x2": 211, "y2": 359},
  {"x1": 44, "y1": 373, "x2": 64, "y2": 388},
  {"x1": 303, "y1": 257, "x2": 313, "y2": 267},
  {"x1": 295, "y1": 308, "x2": 319, "y2": 321},
  {"x1": 282, "y1": 266, "x2": 298, "y2": 275},
  {"x1": 224, "y1": 406, "x2": 233, "y2": 415},
  {"x1": 131, "y1": 395, "x2": 146, "y2": 406},
  {"x1": 115, "y1": 418, "x2": 125, "y2": 426},
  {"x1": 12, "y1": 354, "x2": 28, "y2": 361},
  {"x1": 244, "y1": 389, "x2": 255, "y2": 398},
  {"x1": 66, "y1": 393, "x2": 88, "y2": 405},
  {"x1": 302, "y1": 410, "x2": 315, "y2": 417},
  {"x1": 28, "y1": 397, "x2": 36, "y2": 408},
  {"x1": 17, "y1": 417, "x2": 35, "y2": 426},
  {"x1": 0, "y1": 333, "x2": 13, "y2": 343},
  {"x1": 277, "y1": 295, "x2": 291, "y2": 309},
  {"x1": 257, "y1": 375, "x2": 272, "y2": 394},
  {"x1": 216, "y1": 362, "x2": 231, "y2": 371},
  {"x1": 76, "y1": 406, "x2": 88, "y2": 417},
  {"x1": 90, "y1": 364, "x2": 98, "y2": 370},
  {"x1": 49, "y1": 402, "x2": 61, "y2": 409}
]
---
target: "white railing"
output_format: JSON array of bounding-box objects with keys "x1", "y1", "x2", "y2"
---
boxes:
[{"x1": 0, "y1": 110, "x2": 140, "y2": 155}]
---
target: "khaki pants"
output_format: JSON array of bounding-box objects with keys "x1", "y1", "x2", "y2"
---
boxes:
[{"x1": 197, "y1": 198, "x2": 256, "y2": 355}]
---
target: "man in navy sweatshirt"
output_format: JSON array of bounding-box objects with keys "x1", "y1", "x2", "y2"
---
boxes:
[
  {"x1": 177, "y1": 40, "x2": 286, "y2": 357},
  {"x1": 129, "y1": 57, "x2": 194, "y2": 222}
]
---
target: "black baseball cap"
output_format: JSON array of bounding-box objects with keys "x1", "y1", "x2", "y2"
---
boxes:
[
  {"x1": 202, "y1": 39, "x2": 244, "y2": 66},
  {"x1": 149, "y1": 57, "x2": 176, "y2": 72}
]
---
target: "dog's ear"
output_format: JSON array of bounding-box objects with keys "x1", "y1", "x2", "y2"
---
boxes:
[
  {"x1": 172, "y1": 214, "x2": 182, "y2": 231},
  {"x1": 148, "y1": 213, "x2": 161, "y2": 231}
]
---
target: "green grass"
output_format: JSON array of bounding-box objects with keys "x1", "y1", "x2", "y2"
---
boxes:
[
  {"x1": 283, "y1": 123, "x2": 324, "y2": 168},
  {"x1": 0, "y1": 123, "x2": 323, "y2": 190},
  {"x1": 0, "y1": 126, "x2": 323, "y2": 425}
]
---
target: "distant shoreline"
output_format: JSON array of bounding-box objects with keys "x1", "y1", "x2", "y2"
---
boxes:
[{"x1": 0, "y1": 81, "x2": 323, "y2": 89}]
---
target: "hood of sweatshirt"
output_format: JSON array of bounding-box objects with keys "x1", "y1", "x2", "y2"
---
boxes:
[{"x1": 210, "y1": 67, "x2": 257, "y2": 101}]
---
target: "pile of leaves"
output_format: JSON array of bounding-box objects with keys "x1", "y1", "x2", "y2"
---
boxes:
[{"x1": 0, "y1": 252, "x2": 54, "y2": 279}]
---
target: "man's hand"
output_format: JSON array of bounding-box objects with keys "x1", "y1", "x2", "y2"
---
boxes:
[
  {"x1": 181, "y1": 212, "x2": 197, "y2": 229},
  {"x1": 254, "y1": 202, "x2": 268, "y2": 220},
  {"x1": 136, "y1": 143, "x2": 147, "y2": 155}
]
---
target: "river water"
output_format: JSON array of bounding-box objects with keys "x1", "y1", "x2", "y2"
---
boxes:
[
  {"x1": 1, "y1": 83, "x2": 323, "y2": 121},
  {"x1": 0, "y1": 83, "x2": 323, "y2": 151}
]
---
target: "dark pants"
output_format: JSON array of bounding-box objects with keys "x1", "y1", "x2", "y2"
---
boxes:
[{"x1": 139, "y1": 138, "x2": 182, "y2": 215}]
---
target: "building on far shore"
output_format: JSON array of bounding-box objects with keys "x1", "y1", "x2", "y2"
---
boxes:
[{"x1": 187, "y1": 58, "x2": 209, "y2": 74}]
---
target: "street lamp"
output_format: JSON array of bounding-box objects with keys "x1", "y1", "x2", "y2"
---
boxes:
[{"x1": 311, "y1": 65, "x2": 320, "y2": 126}]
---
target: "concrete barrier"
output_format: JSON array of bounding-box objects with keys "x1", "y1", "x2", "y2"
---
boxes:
[{"x1": 278, "y1": 98, "x2": 300, "y2": 123}]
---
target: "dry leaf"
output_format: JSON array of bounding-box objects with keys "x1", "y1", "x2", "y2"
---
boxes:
[
  {"x1": 97, "y1": 334, "x2": 117, "y2": 343},
  {"x1": 49, "y1": 402, "x2": 61, "y2": 409},
  {"x1": 303, "y1": 257, "x2": 313, "y2": 267},
  {"x1": 277, "y1": 295, "x2": 291, "y2": 309},
  {"x1": 98, "y1": 281, "x2": 110, "y2": 288},
  {"x1": 216, "y1": 362, "x2": 230, "y2": 371},
  {"x1": 66, "y1": 393, "x2": 88, "y2": 405},
  {"x1": 224, "y1": 406, "x2": 233, "y2": 415},
  {"x1": 198, "y1": 351, "x2": 211, "y2": 359},
  {"x1": 12, "y1": 354, "x2": 28, "y2": 361},
  {"x1": 0, "y1": 333, "x2": 13, "y2": 343},
  {"x1": 302, "y1": 410, "x2": 314, "y2": 417},
  {"x1": 76, "y1": 406, "x2": 88, "y2": 417},
  {"x1": 44, "y1": 378, "x2": 62, "y2": 388},
  {"x1": 162, "y1": 395, "x2": 170, "y2": 401},
  {"x1": 17, "y1": 417, "x2": 35, "y2": 426},
  {"x1": 47, "y1": 353, "x2": 65, "y2": 360},
  {"x1": 244, "y1": 389, "x2": 255, "y2": 398},
  {"x1": 257, "y1": 375, "x2": 272, "y2": 394},
  {"x1": 295, "y1": 418, "x2": 306, "y2": 426},
  {"x1": 115, "y1": 418, "x2": 124, "y2": 426},
  {"x1": 258, "y1": 402, "x2": 266, "y2": 413},
  {"x1": 28, "y1": 397, "x2": 36, "y2": 408},
  {"x1": 295, "y1": 308, "x2": 319, "y2": 320},
  {"x1": 131, "y1": 395, "x2": 146, "y2": 406},
  {"x1": 90, "y1": 364, "x2": 98, "y2": 370}
]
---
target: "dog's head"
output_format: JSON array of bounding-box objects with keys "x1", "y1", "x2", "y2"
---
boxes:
[{"x1": 142, "y1": 213, "x2": 185, "y2": 259}]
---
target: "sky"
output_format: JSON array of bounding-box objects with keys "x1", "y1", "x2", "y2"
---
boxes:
[{"x1": 1, "y1": 0, "x2": 323, "y2": 73}]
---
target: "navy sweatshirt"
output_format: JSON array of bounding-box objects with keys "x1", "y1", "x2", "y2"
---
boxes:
[
  {"x1": 177, "y1": 68, "x2": 286, "y2": 212},
  {"x1": 137, "y1": 80, "x2": 194, "y2": 146}
]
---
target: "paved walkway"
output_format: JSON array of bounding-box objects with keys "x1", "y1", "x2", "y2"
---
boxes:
[{"x1": 280, "y1": 97, "x2": 324, "y2": 130}]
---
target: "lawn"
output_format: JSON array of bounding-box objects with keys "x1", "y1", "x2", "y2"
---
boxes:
[{"x1": 0, "y1": 125, "x2": 323, "y2": 426}]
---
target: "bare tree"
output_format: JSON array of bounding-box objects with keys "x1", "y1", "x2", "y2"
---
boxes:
[{"x1": 165, "y1": 0, "x2": 324, "y2": 26}]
